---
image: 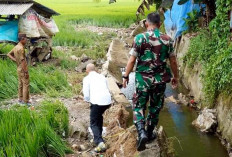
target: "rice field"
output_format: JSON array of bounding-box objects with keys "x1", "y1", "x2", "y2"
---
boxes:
[
  {"x1": 0, "y1": 59, "x2": 72, "y2": 101},
  {"x1": 0, "y1": 0, "x2": 149, "y2": 102},
  {"x1": 36, "y1": 0, "x2": 152, "y2": 46},
  {"x1": 37, "y1": 0, "x2": 142, "y2": 27},
  {"x1": 0, "y1": 101, "x2": 71, "y2": 157},
  {"x1": 0, "y1": 1, "x2": 148, "y2": 156}
]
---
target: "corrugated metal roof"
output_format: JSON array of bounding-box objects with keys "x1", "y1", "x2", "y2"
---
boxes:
[{"x1": 0, "y1": 3, "x2": 33, "y2": 15}]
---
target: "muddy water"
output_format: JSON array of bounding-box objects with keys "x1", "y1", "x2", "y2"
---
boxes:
[
  {"x1": 159, "y1": 85, "x2": 228, "y2": 157},
  {"x1": 122, "y1": 73, "x2": 228, "y2": 157}
]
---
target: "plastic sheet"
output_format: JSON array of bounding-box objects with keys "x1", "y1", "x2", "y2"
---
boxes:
[
  {"x1": 164, "y1": 0, "x2": 202, "y2": 39},
  {"x1": 230, "y1": 10, "x2": 232, "y2": 28},
  {"x1": 0, "y1": 20, "x2": 18, "y2": 43},
  {"x1": 19, "y1": 9, "x2": 59, "y2": 38}
]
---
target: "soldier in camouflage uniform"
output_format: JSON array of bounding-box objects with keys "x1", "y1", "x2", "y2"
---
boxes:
[{"x1": 123, "y1": 13, "x2": 178, "y2": 151}]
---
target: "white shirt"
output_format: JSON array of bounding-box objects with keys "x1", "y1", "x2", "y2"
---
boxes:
[{"x1": 83, "y1": 71, "x2": 111, "y2": 106}]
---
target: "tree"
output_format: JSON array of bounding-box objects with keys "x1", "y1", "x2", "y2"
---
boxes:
[
  {"x1": 134, "y1": 0, "x2": 216, "y2": 24},
  {"x1": 178, "y1": 0, "x2": 216, "y2": 24}
]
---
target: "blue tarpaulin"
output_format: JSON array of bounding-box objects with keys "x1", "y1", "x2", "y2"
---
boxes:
[
  {"x1": 164, "y1": 0, "x2": 202, "y2": 39},
  {"x1": 0, "y1": 20, "x2": 18, "y2": 43},
  {"x1": 230, "y1": 11, "x2": 232, "y2": 28}
]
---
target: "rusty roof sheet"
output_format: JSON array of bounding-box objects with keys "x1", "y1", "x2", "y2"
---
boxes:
[{"x1": 0, "y1": 3, "x2": 33, "y2": 15}]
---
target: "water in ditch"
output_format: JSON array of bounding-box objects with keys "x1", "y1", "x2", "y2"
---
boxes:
[{"x1": 122, "y1": 73, "x2": 228, "y2": 157}]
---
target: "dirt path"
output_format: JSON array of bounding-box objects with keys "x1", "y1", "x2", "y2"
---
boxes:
[{"x1": 1, "y1": 23, "x2": 170, "y2": 157}]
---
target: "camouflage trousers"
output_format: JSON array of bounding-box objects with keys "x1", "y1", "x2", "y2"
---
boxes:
[{"x1": 133, "y1": 72, "x2": 166, "y2": 126}]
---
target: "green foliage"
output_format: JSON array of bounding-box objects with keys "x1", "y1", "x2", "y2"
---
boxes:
[
  {"x1": 0, "y1": 43, "x2": 15, "y2": 54},
  {"x1": 38, "y1": 100, "x2": 69, "y2": 137},
  {"x1": 70, "y1": 38, "x2": 112, "y2": 60},
  {"x1": 53, "y1": 31, "x2": 114, "y2": 60},
  {"x1": 53, "y1": 29, "x2": 102, "y2": 47},
  {"x1": 183, "y1": 10, "x2": 199, "y2": 33},
  {"x1": 178, "y1": 0, "x2": 203, "y2": 5},
  {"x1": 53, "y1": 15, "x2": 136, "y2": 47},
  {"x1": 53, "y1": 50, "x2": 78, "y2": 70},
  {"x1": 36, "y1": 0, "x2": 141, "y2": 47},
  {"x1": 183, "y1": 30, "x2": 214, "y2": 67},
  {"x1": 184, "y1": 0, "x2": 232, "y2": 107},
  {"x1": 0, "y1": 102, "x2": 71, "y2": 157},
  {"x1": 0, "y1": 59, "x2": 71, "y2": 101},
  {"x1": 160, "y1": 0, "x2": 174, "y2": 9}
]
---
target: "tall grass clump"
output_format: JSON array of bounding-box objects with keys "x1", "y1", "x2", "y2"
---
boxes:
[
  {"x1": 0, "y1": 59, "x2": 71, "y2": 101},
  {"x1": 38, "y1": 100, "x2": 69, "y2": 137},
  {"x1": 0, "y1": 101, "x2": 71, "y2": 156},
  {"x1": 53, "y1": 29, "x2": 102, "y2": 47},
  {"x1": 0, "y1": 43, "x2": 15, "y2": 54},
  {"x1": 53, "y1": 50, "x2": 78, "y2": 70},
  {"x1": 69, "y1": 15, "x2": 136, "y2": 28}
]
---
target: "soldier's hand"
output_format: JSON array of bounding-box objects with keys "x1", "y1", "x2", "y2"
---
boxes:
[
  {"x1": 171, "y1": 77, "x2": 178, "y2": 89},
  {"x1": 123, "y1": 78, "x2": 129, "y2": 88}
]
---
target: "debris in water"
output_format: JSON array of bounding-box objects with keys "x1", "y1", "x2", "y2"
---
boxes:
[
  {"x1": 192, "y1": 108, "x2": 217, "y2": 133},
  {"x1": 165, "y1": 95, "x2": 178, "y2": 104}
]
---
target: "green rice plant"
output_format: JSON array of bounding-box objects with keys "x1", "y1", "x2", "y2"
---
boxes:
[
  {"x1": 36, "y1": 0, "x2": 150, "y2": 47},
  {"x1": 0, "y1": 102, "x2": 72, "y2": 157},
  {"x1": 53, "y1": 29, "x2": 103, "y2": 47},
  {"x1": 0, "y1": 59, "x2": 71, "y2": 101},
  {"x1": 53, "y1": 31, "x2": 115, "y2": 60},
  {"x1": 0, "y1": 43, "x2": 15, "y2": 54},
  {"x1": 71, "y1": 41, "x2": 110, "y2": 60},
  {"x1": 68, "y1": 72, "x2": 86, "y2": 95},
  {"x1": 37, "y1": 100, "x2": 69, "y2": 137},
  {"x1": 53, "y1": 50, "x2": 79, "y2": 70}
]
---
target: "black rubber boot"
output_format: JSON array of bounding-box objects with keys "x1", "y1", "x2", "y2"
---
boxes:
[
  {"x1": 147, "y1": 125, "x2": 157, "y2": 142},
  {"x1": 136, "y1": 122, "x2": 148, "y2": 151}
]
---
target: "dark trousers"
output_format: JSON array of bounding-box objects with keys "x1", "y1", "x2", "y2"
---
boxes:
[{"x1": 90, "y1": 104, "x2": 110, "y2": 145}]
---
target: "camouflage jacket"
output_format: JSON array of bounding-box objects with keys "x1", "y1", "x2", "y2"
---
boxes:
[{"x1": 130, "y1": 28, "x2": 174, "y2": 84}]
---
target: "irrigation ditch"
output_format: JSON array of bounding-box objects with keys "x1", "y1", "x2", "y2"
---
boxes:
[{"x1": 1, "y1": 21, "x2": 230, "y2": 157}]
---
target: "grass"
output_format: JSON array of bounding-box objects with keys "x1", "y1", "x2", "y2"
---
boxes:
[
  {"x1": 0, "y1": 43, "x2": 15, "y2": 54},
  {"x1": 67, "y1": 71, "x2": 86, "y2": 95},
  {"x1": 0, "y1": 101, "x2": 71, "y2": 157},
  {"x1": 0, "y1": 59, "x2": 72, "y2": 101},
  {"x1": 0, "y1": 0, "x2": 148, "y2": 100},
  {"x1": 0, "y1": 1, "x2": 148, "y2": 156},
  {"x1": 37, "y1": 0, "x2": 142, "y2": 27},
  {"x1": 60, "y1": 32, "x2": 116, "y2": 60},
  {"x1": 35, "y1": 0, "x2": 152, "y2": 47},
  {"x1": 183, "y1": 30, "x2": 232, "y2": 106},
  {"x1": 52, "y1": 50, "x2": 78, "y2": 70},
  {"x1": 37, "y1": 100, "x2": 69, "y2": 137}
]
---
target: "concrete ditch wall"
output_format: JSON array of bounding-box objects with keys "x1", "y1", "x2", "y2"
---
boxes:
[{"x1": 175, "y1": 34, "x2": 232, "y2": 153}]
